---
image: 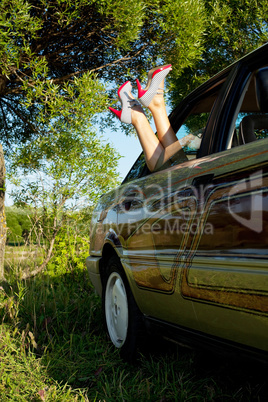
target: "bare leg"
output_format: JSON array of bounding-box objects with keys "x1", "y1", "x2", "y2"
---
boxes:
[
  {"x1": 112, "y1": 73, "x2": 185, "y2": 172},
  {"x1": 131, "y1": 105, "x2": 164, "y2": 172},
  {"x1": 130, "y1": 80, "x2": 186, "y2": 171},
  {"x1": 148, "y1": 83, "x2": 179, "y2": 148},
  {"x1": 146, "y1": 79, "x2": 187, "y2": 170},
  {"x1": 131, "y1": 87, "x2": 187, "y2": 171}
]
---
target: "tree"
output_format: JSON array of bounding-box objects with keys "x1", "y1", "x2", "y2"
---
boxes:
[
  {"x1": 5, "y1": 206, "x2": 34, "y2": 244},
  {"x1": 0, "y1": 145, "x2": 5, "y2": 280},
  {"x1": 5, "y1": 209, "x2": 23, "y2": 244},
  {"x1": 0, "y1": 0, "x2": 207, "y2": 279},
  {"x1": 0, "y1": 0, "x2": 206, "y2": 149},
  {"x1": 3, "y1": 0, "x2": 268, "y2": 280},
  {"x1": 8, "y1": 125, "x2": 120, "y2": 279},
  {"x1": 170, "y1": 0, "x2": 268, "y2": 105}
]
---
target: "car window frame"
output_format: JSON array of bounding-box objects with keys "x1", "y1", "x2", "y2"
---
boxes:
[
  {"x1": 208, "y1": 48, "x2": 268, "y2": 155},
  {"x1": 123, "y1": 44, "x2": 268, "y2": 184}
]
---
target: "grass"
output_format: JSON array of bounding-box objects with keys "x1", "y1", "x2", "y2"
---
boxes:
[{"x1": 0, "y1": 246, "x2": 267, "y2": 401}]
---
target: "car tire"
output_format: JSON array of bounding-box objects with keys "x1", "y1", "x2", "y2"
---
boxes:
[{"x1": 102, "y1": 255, "x2": 143, "y2": 362}]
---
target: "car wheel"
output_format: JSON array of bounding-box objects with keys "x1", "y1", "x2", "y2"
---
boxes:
[{"x1": 103, "y1": 255, "x2": 143, "y2": 361}]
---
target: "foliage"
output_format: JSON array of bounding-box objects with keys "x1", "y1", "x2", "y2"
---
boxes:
[
  {"x1": 5, "y1": 211, "x2": 23, "y2": 244},
  {"x1": 46, "y1": 224, "x2": 89, "y2": 278},
  {"x1": 171, "y1": 0, "x2": 268, "y2": 105},
  {"x1": 9, "y1": 127, "x2": 120, "y2": 209},
  {"x1": 1, "y1": 1, "x2": 268, "y2": 397},
  {"x1": 0, "y1": 0, "x2": 206, "y2": 151},
  {"x1": 8, "y1": 125, "x2": 120, "y2": 277},
  {"x1": 5, "y1": 206, "x2": 33, "y2": 244},
  {"x1": 1, "y1": 0, "x2": 268, "y2": 149}
]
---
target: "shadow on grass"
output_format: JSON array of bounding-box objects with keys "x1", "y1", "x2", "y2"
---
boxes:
[{"x1": 1, "y1": 270, "x2": 268, "y2": 401}]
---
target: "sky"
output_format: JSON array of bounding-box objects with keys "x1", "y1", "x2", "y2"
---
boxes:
[
  {"x1": 101, "y1": 126, "x2": 142, "y2": 181},
  {"x1": 100, "y1": 113, "x2": 158, "y2": 181}
]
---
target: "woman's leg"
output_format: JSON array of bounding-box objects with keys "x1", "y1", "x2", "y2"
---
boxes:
[
  {"x1": 146, "y1": 82, "x2": 186, "y2": 170},
  {"x1": 131, "y1": 80, "x2": 186, "y2": 171},
  {"x1": 109, "y1": 73, "x2": 186, "y2": 171},
  {"x1": 131, "y1": 105, "x2": 164, "y2": 172},
  {"x1": 148, "y1": 83, "x2": 179, "y2": 148}
]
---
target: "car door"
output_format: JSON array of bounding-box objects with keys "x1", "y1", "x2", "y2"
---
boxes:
[
  {"x1": 182, "y1": 59, "x2": 268, "y2": 352},
  {"x1": 117, "y1": 158, "x2": 200, "y2": 329},
  {"x1": 183, "y1": 139, "x2": 268, "y2": 351},
  {"x1": 116, "y1": 77, "x2": 228, "y2": 332}
]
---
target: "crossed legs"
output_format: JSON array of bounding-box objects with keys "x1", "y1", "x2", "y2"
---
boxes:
[
  {"x1": 131, "y1": 84, "x2": 185, "y2": 171},
  {"x1": 110, "y1": 67, "x2": 186, "y2": 172}
]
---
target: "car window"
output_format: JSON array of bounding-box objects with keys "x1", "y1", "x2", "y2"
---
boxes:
[
  {"x1": 176, "y1": 113, "x2": 208, "y2": 160},
  {"x1": 123, "y1": 78, "x2": 224, "y2": 182},
  {"x1": 228, "y1": 66, "x2": 268, "y2": 149},
  {"x1": 232, "y1": 112, "x2": 268, "y2": 146},
  {"x1": 122, "y1": 153, "x2": 149, "y2": 184},
  {"x1": 175, "y1": 94, "x2": 219, "y2": 161}
]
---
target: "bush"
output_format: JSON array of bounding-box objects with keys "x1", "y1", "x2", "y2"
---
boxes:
[
  {"x1": 6, "y1": 206, "x2": 44, "y2": 245},
  {"x1": 5, "y1": 210, "x2": 23, "y2": 244},
  {"x1": 46, "y1": 225, "x2": 89, "y2": 278}
]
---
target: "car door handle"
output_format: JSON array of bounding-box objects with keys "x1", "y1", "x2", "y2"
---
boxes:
[{"x1": 192, "y1": 173, "x2": 214, "y2": 187}]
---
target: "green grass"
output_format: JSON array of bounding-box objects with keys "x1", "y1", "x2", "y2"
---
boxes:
[{"x1": 0, "y1": 247, "x2": 267, "y2": 401}]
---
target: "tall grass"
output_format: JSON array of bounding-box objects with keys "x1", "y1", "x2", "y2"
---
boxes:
[{"x1": 1, "y1": 245, "x2": 267, "y2": 401}]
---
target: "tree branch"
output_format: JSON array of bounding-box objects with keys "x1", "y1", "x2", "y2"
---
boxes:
[{"x1": 20, "y1": 225, "x2": 60, "y2": 280}]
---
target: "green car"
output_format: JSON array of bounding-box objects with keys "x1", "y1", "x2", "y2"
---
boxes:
[{"x1": 87, "y1": 44, "x2": 268, "y2": 362}]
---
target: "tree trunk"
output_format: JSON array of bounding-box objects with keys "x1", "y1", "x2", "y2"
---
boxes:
[{"x1": 0, "y1": 145, "x2": 6, "y2": 281}]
